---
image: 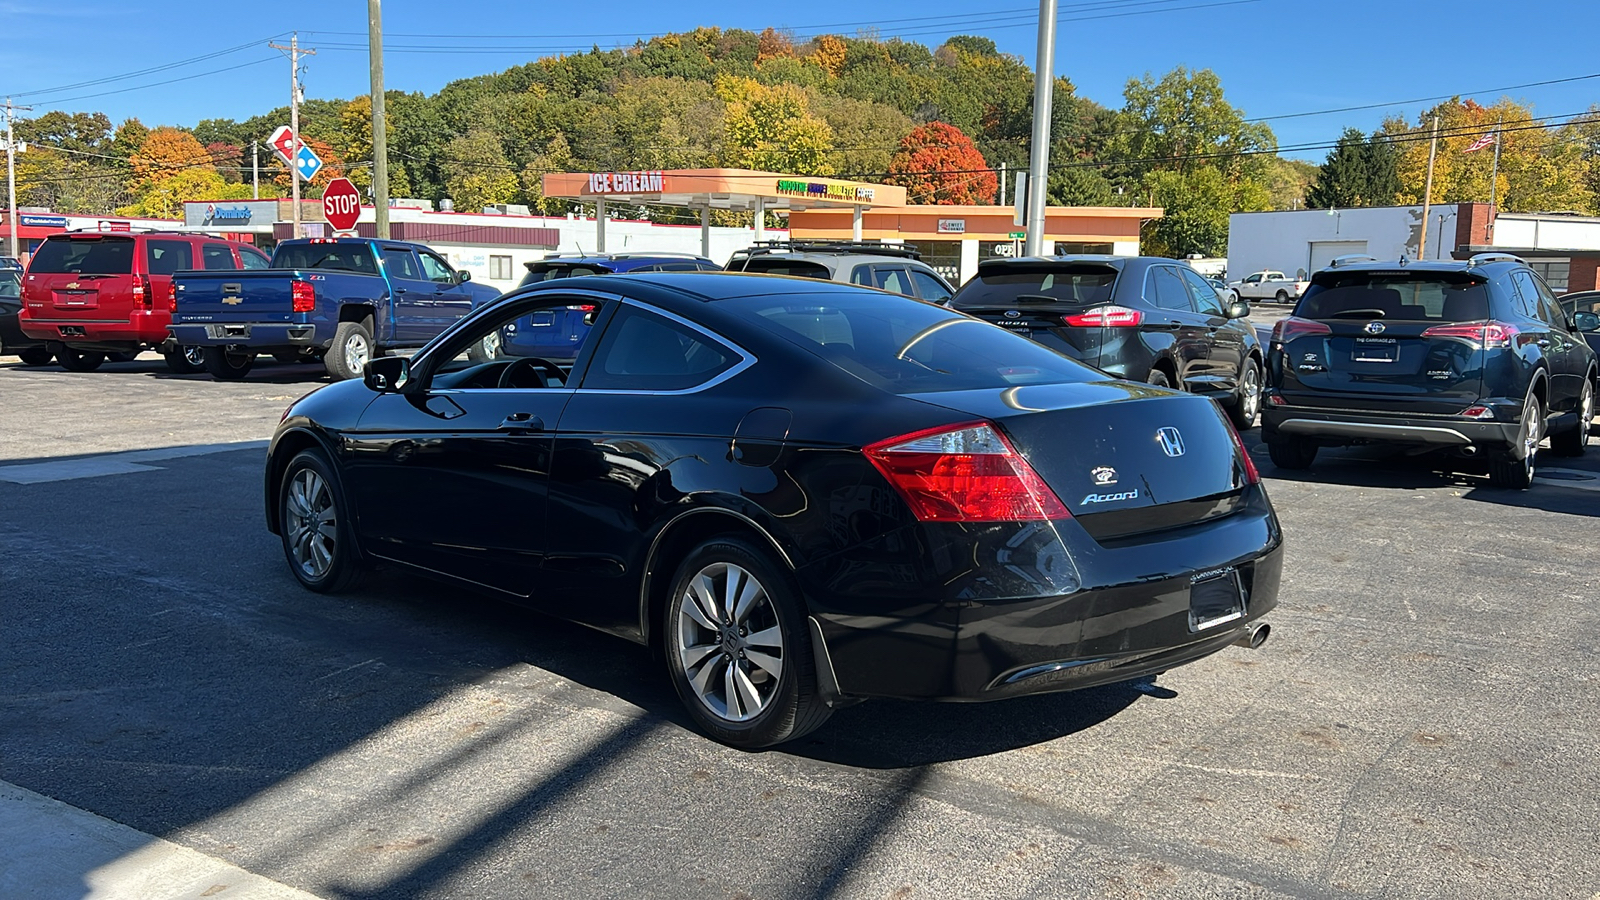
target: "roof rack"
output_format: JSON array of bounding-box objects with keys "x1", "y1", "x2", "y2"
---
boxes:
[
  {"x1": 1328, "y1": 254, "x2": 1379, "y2": 268},
  {"x1": 537, "y1": 250, "x2": 708, "y2": 261},
  {"x1": 1467, "y1": 252, "x2": 1525, "y2": 267},
  {"x1": 61, "y1": 227, "x2": 214, "y2": 237},
  {"x1": 727, "y1": 240, "x2": 922, "y2": 262}
]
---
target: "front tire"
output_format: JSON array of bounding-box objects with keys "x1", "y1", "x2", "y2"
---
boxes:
[
  {"x1": 1146, "y1": 368, "x2": 1173, "y2": 389},
  {"x1": 55, "y1": 347, "x2": 106, "y2": 372},
  {"x1": 1267, "y1": 433, "x2": 1318, "y2": 469},
  {"x1": 665, "y1": 538, "x2": 831, "y2": 749},
  {"x1": 1229, "y1": 358, "x2": 1262, "y2": 429},
  {"x1": 324, "y1": 320, "x2": 373, "y2": 381},
  {"x1": 15, "y1": 347, "x2": 53, "y2": 366},
  {"x1": 1550, "y1": 377, "x2": 1594, "y2": 457},
  {"x1": 279, "y1": 449, "x2": 364, "y2": 593},
  {"x1": 163, "y1": 345, "x2": 205, "y2": 374},
  {"x1": 203, "y1": 346, "x2": 254, "y2": 381}
]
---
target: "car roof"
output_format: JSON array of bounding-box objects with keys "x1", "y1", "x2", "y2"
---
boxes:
[
  {"x1": 514, "y1": 270, "x2": 888, "y2": 304},
  {"x1": 975, "y1": 254, "x2": 1182, "y2": 275},
  {"x1": 1311, "y1": 258, "x2": 1521, "y2": 276}
]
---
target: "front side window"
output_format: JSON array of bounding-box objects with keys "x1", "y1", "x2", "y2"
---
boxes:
[
  {"x1": 201, "y1": 243, "x2": 237, "y2": 271},
  {"x1": 426, "y1": 297, "x2": 611, "y2": 390},
  {"x1": 1178, "y1": 267, "x2": 1225, "y2": 316},
  {"x1": 145, "y1": 239, "x2": 194, "y2": 275},
  {"x1": 1146, "y1": 267, "x2": 1193, "y2": 312},
  {"x1": 582, "y1": 305, "x2": 737, "y2": 392},
  {"x1": 911, "y1": 269, "x2": 952, "y2": 303},
  {"x1": 419, "y1": 251, "x2": 455, "y2": 284}
]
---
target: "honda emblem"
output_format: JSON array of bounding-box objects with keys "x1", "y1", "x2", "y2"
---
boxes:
[{"x1": 1157, "y1": 427, "x2": 1186, "y2": 458}]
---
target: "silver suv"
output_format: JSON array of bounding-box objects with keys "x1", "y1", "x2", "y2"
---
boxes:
[{"x1": 725, "y1": 241, "x2": 955, "y2": 303}]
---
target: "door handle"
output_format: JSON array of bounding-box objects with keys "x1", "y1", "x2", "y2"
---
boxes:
[
  {"x1": 499, "y1": 413, "x2": 545, "y2": 432},
  {"x1": 1536, "y1": 339, "x2": 1551, "y2": 348},
  {"x1": 394, "y1": 288, "x2": 409, "y2": 294}
]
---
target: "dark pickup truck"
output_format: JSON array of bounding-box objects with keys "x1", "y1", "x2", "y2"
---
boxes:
[{"x1": 170, "y1": 237, "x2": 503, "y2": 380}]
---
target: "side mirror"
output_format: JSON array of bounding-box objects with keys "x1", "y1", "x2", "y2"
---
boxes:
[
  {"x1": 1574, "y1": 311, "x2": 1600, "y2": 332},
  {"x1": 364, "y1": 355, "x2": 411, "y2": 393},
  {"x1": 1227, "y1": 299, "x2": 1251, "y2": 319},
  {"x1": 456, "y1": 270, "x2": 472, "y2": 283}
]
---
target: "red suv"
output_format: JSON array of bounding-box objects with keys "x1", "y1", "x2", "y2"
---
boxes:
[{"x1": 19, "y1": 231, "x2": 270, "y2": 373}]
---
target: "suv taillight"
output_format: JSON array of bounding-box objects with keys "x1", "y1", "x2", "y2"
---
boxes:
[
  {"x1": 1421, "y1": 321, "x2": 1519, "y2": 349},
  {"x1": 291, "y1": 280, "x2": 315, "y2": 313},
  {"x1": 132, "y1": 275, "x2": 152, "y2": 310},
  {"x1": 1271, "y1": 316, "x2": 1332, "y2": 343},
  {"x1": 864, "y1": 422, "x2": 1070, "y2": 522},
  {"x1": 1063, "y1": 305, "x2": 1142, "y2": 327}
]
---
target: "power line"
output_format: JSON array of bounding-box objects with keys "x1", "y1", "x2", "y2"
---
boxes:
[
  {"x1": 33, "y1": 58, "x2": 282, "y2": 107},
  {"x1": 7, "y1": 35, "x2": 290, "y2": 100}
]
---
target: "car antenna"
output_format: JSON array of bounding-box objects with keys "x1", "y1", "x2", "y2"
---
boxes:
[{"x1": 1398, "y1": 252, "x2": 1409, "y2": 267}]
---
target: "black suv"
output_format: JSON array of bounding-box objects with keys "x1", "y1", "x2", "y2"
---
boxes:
[
  {"x1": 1262, "y1": 254, "x2": 1597, "y2": 489},
  {"x1": 949, "y1": 255, "x2": 1263, "y2": 428}
]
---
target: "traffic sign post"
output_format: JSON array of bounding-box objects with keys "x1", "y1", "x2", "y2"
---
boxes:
[{"x1": 321, "y1": 177, "x2": 362, "y2": 233}]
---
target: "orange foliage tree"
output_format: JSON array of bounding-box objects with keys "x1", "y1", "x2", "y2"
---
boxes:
[{"x1": 885, "y1": 121, "x2": 998, "y2": 205}]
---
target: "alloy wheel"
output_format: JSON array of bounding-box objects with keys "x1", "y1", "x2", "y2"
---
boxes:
[
  {"x1": 674, "y1": 562, "x2": 785, "y2": 723},
  {"x1": 1520, "y1": 393, "x2": 1542, "y2": 480},
  {"x1": 285, "y1": 468, "x2": 338, "y2": 580},
  {"x1": 1239, "y1": 364, "x2": 1261, "y2": 421},
  {"x1": 183, "y1": 346, "x2": 205, "y2": 367},
  {"x1": 482, "y1": 332, "x2": 502, "y2": 358},
  {"x1": 343, "y1": 332, "x2": 370, "y2": 375}
]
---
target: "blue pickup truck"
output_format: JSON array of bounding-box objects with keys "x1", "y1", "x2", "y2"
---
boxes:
[{"x1": 170, "y1": 237, "x2": 504, "y2": 380}]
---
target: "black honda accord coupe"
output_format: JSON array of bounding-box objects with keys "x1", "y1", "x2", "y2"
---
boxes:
[{"x1": 265, "y1": 272, "x2": 1283, "y2": 748}]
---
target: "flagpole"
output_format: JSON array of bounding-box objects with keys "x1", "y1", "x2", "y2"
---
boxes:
[{"x1": 1488, "y1": 115, "x2": 1503, "y2": 241}]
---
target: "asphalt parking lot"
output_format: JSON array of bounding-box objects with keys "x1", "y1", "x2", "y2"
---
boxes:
[{"x1": 2, "y1": 344, "x2": 1598, "y2": 900}]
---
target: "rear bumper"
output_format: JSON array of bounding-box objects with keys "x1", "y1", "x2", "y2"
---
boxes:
[
  {"x1": 1262, "y1": 404, "x2": 1520, "y2": 449},
  {"x1": 170, "y1": 322, "x2": 325, "y2": 350},
  {"x1": 19, "y1": 309, "x2": 172, "y2": 351}
]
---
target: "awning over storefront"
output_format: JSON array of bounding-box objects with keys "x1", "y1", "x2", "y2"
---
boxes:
[{"x1": 786, "y1": 204, "x2": 1160, "y2": 244}]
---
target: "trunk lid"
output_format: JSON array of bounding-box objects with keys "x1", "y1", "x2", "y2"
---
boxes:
[
  {"x1": 22, "y1": 235, "x2": 137, "y2": 321},
  {"x1": 949, "y1": 261, "x2": 1122, "y2": 367},
  {"x1": 910, "y1": 381, "x2": 1252, "y2": 538},
  {"x1": 1277, "y1": 272, "x2": 1490, "y2": 413}
]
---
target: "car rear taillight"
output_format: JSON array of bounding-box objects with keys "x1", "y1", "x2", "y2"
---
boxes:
[
  {"x1": 1459, "y1": 405, "x2": 1496, "y2": 420},
  {"x1": 1225, "y1": 421, "x2": 1260, "y2": 485},
  {"x1": 1062, "y1": 305, "x2": 1143, "y2": 327},
  {"x1": 1271, "y1": 316, "x2": 1332, "y2": 343},
  {"x1": 863, "y1": 421, "x2": 1070, "y2": 522},
  {"x1": 1421, "y1": 321, "x2": 1518, "y2": 349},
  {"x1": 291, "y1": 280, "x2": 315, "y2": 313},
  {"x1": 132, "y1": 275, "x2": 152, "y2": 310}
]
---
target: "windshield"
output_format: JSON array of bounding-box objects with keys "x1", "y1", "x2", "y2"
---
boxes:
[
  {"x1": 519, "y1": 263, "x2": 612, "y2": 286},
  {"x1": 28, "y1": 237, "x2": 134, "y2": 275},
  {"x1": 950, "y1": 264, "x2": 1118, "y2": 308},
  {"x1": 273, "y1": 243, "x2": 379, "y2": 274},
  {"x1": 0, "y1": 271, "x2": 19, "y2": 298},
  {"x1": 1299, "y1": 271, "x2": 1490, "y2": 321},
  {"x1": 723, "y1": 291, "x2": 1096, "y2": 394}
]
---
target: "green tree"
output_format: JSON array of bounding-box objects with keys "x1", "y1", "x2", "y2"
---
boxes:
[
  {"x1": 1306, "y1": 128, "x2": 1400, "y2": 208},
  {"x1": 519, "y1": 133, "x2": 576, "y2": 214},
  {"x1": 1141, "y1": 166, "x2": 1268, "y2": 257},
  {"x1": 1112, "y1": 67, "x2": 1275, "y2": 178},
  {"x1": 715, "y1": 75, "x2": 834, "y2": 174},
  {"x1": 443, "y1": 129, "x2": 519, "y2": 211}
]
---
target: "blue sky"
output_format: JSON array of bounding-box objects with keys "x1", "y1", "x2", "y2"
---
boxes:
[{"x1": 3, "y1": 0, "x2": 1598, "y2": 161}]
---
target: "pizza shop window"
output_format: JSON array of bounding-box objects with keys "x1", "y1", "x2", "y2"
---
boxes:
[{"x1": 490, "y1": 255, "x2": 513, "y2": 281}]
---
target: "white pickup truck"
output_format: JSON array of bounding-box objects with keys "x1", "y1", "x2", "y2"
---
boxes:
[{"x1": 1230, "y1": 270, "x2": 1309, "y2": 303}]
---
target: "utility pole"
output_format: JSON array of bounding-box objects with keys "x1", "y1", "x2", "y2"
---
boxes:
[
  {"x1": 270, "y1": 34, "x2": 315, "y2": 238},
  {"x1": 1024, "y1": 0, "x2": 1057, "y2": 258},
  {"x1": 368, "y1": 0, "x2": 390, "y2": 238},
  {"x1": 251, "y1": 140, "x2": 260, "y2": 199},
  {"x1": 1488, "y1": 115, "x2": 1503, "y2": 242},
  {"x1": 998, "y1": 161, "x2": 1007, "y2": 207},
  {"x1": 4, "y1": 98, "x2": 32, "y2": 260},
  {"x1": 1419, "y1": 115, "x2": 1439, "y2": 261}
]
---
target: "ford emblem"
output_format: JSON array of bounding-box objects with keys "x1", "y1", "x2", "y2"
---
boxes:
[{"x1": 1003, "y1": 310, "x2": 1021, "y2": 318}]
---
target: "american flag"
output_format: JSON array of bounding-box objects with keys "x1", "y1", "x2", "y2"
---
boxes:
[{"x1": 1464, "y1": 132, "x2": 1496, "y2": 153}]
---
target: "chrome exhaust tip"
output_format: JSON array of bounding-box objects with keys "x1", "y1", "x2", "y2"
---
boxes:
[{"x1": 1233, "y1": 622, "x2": 1270, "y2": 650}]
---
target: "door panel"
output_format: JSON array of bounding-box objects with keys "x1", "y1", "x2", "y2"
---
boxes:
[
  {"x1": 1178, "y1": 266, "x2": 1241, "y2": 392},
  {"x1": 1144, "y1": 266, "x2": 1208, "y2": 388},
  {"x1": 381, "y1": 247, "x2": 433, "y2": 342},
  {"x1": 419, "y1": 250, "x2": 474, "y2": 332}
]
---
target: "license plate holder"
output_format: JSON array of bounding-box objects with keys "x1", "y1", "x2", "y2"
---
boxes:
[
  {"x1": 1352, "y1": 337, "x2": 1397, "y2": 363},
  {"x1": 1189, "y1": 568, "x2": 1245, "y2": 631}
]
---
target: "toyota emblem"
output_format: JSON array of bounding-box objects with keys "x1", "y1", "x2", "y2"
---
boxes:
[{"x1": 1364, "y1": 321, "x2": 1386, "y2": 335}]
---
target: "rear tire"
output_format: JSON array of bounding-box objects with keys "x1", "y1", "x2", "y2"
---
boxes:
[
  {"x1": 324, "y1": 320, "x2": 373, "y2": 381},
  {"x1": 203, "y1": 346, "x2": 254, "y2": 381},
  {"x1": 272, "y1": 350, "x2": 310, "y2": 364},
  {"x1": 1488, "y1": 390, "x2": 1543, "y2": 489},
  {"x1": 55, "y1": 347, "x2": 106, "y2": 372},
  {"x1": 1550, "y1": 377, "x2": 1594, "y2": 457},
  {"x1": 664, "y1": 537, "x2": 831, "y2": 749},
  {"x1": 163, "y1": 346, "x2": 205, "y2": 374},
  {"x1": 279, "y1": 449, "x2": 364, "y2": 593},
  {"x1": 1228, "y1": 358, "x2": 1262, "y2": 429},
  {"x1": 1266, "y1": 433, "x2": 1318, "y2": 469},
  {"x1": 1275, "y1": 290, "x2": 1290, "y2": 303},
  {"x1": 1146, "y1": 368, "x2": 1173, "y2": 389},
  {"x1": 15, "y1": 347, "x2": 53, "y2": 366}
]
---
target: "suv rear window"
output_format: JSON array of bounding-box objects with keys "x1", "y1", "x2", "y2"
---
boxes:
[
  {"x1": 520, "y1": 263, "x2": 612, "y2": 286},
  {"x1": 28, "y1": 237, "x2": 134, "y2": 275},
  {"x1": 1299, "y1": 271, "x2": 1489, "y2": 322},
  {"x1": 951, "y1": 264, "x2": 1118, "y2": 308},
  {"x1": 274, "y1": 243, "x2": 379, "y2": 274},
  {"x1": 737, "y1": 258, "x2": 833, "y2": 279},
  {"x1": 724, "y1": 291, "x2": 1093, "y2": 394}
]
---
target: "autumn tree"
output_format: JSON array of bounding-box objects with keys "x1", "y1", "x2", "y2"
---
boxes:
[
  {"x1": 715, "y1": 76, "x2": 835, "y2": 174},
  {"x1": 519, "y1": 133, "x2": 576, "y2": 214},
  {"x1": 269, "y1": 137, "x2": 347, "y2": 196},
  {"x1": 885, "y1": 121, "x2": 996, "y2": 204},
  {"x1": 338, "y1": 94, "x2": 412, "y2": 197},
  {"x1": 443, "y1": 129, "x2": 518, "y2": 211},
  {"x1": 118, "y1": 128, "x2": 249, "y2": 218}
]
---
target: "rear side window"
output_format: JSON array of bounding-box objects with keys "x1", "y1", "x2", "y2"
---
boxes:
[
  {"x1": 28, "y1": 237, "x2": 134, "y2": 275},
  {"x1": 520, "y1": 264, "x2": 609, "y2": 286},
  {"x1": 726, "y1": 291, "x2": 1095, "y2": 394},
  {"x1": 201, "y1": 243, "x2": 237, "y2": 270},
  {"x1": 739, "y1": 258, "x2": 832, "y2": 279},
  {"x1": 1146, "y1": 267, "x2": 1194, "y2": 312},
  {"x1": 1299, "y1": 271, "x2": 1489, "y2": 322},
  {"x1": 950, "y1": 264, "x2": 1117, "y2": 308},
  {"x1": 145, "y1": 240, "x2": 194, "y2": 275},
  {"x1": 583, "y1": 306, "x2": 737, "y2": 392},
  {"x1": 276, "y1": 243, "x2": 379, "y2": 274}
]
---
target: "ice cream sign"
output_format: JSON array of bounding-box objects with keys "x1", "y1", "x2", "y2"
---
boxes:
[
  {"x1": 775, "y1": 180, "x2": 876, "y2": 202},
  {"x1": 584, "y1": 171, "x2": 666, "y2": 194}
]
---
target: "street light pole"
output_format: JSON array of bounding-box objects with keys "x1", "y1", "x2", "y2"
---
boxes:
[
  {"x1": 368, "y1": 0, "x2": 390, "y2": 239},
  {"x1": 1023, "y1": 0, "x2": 1057, "y2": 258}
]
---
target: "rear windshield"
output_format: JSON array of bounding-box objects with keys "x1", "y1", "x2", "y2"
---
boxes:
[
  {"x1": 722, "y1": 291, "x2": 1095, "y2": 394},
  {"x1": 0, "y1": 271, "x2": 19, "y2": 298},
  {"x1": 950, "y1": 264, "x2": 1118, "y2": 308},
  {"x1": 520, "y1": 263, "x2": 613, "y2": 286},
  {"x1": 273, "y1": 243, "x2": 379, "y2": 275},
  {"x1": 736, "y1": 258, "x2": 833, "y2": 279},
  {"x1": 1299, "y1": 271, "x2": 1489, "y2": 321},
  {"x1": 28, "y1": 237, "x2": 134, "y2": 275}
]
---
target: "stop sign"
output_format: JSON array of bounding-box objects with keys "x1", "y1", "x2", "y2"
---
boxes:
[{"x1": 322, "y1": 177, "x2": 362, "y2": 232}]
